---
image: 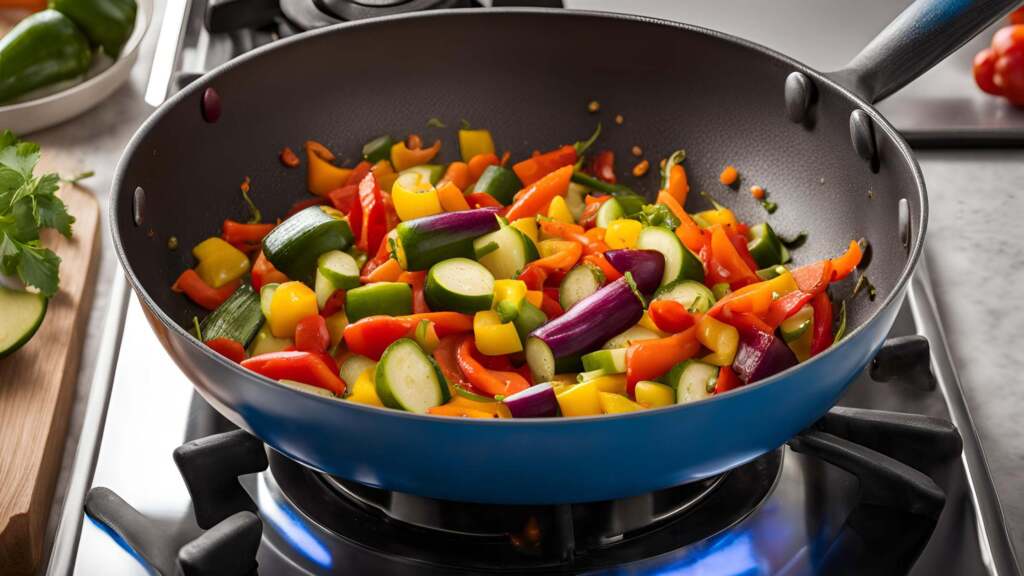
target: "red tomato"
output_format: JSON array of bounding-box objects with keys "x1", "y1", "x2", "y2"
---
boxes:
[
  {"x1": 994, "y1": 50, "x2": 1024, "y2": 105},
  {"x1": 294, "y1": 315, "x2": 330, "y2": 353},
  {"x1": 992, "y1": 25, "x2": 1024, "y2": 59},
  {"x1": 974, "y1": 48, "x2": 1002, "y2": 95},
  {"x1": 1012, "y1": 7, "x2": 1024, "y2": 25}
]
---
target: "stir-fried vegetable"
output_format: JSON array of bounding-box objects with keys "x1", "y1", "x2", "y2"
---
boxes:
[{"x1": 173, "y1": 124, "x2": 865, "y2": 418}]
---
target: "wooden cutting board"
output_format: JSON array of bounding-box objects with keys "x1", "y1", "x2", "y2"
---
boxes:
[{"x1": 0, "y1": 152, "x2": 100, "y2": 576}]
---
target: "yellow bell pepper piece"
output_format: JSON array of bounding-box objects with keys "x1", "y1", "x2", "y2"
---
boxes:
[
  {"x1": 325, "y1": 310, "x2": 348, "y2": 351},
  {"x1": 392, "y1": 172, "x2": 443, "y2": 221},
  {"x1": 458, "y1": 129, "x2": 495, "y2": 162},
  {"x1": 695, "y1": 207, "x2": 738, "y2": 227},
  {"x1": 525, "y1": 290, "x2": 544, "y2": 308},
  {"x1": 556, "y1": 380, "x2": 602, "y2": 417},
  {"x1": 635, "y1": 381, "x2": 675, "y2": 408},
  {"x1": 193, "y1": 237, "x2": 250, "y2": 288},
  {"x1": 450, "y1": 395, "x2": 511, "y2": 418},
  {"x1": 492, "y1": 279, "x2": 527, "y2": 307},
  {"x1": 585, "y1": 374, "x2": 627, "y2": 395},
  {"x1": 269, "y1": 281, "x2": 319, "y2": 338},
  {"x1": 511, "y1": 218, "x2": 539, "y2": 244},
  {"x1": 599, "y1": 392, "x2": 643, "y2": 414},
  {"x1": 551, "y1": 382, "x2": 573, "y2": 396},
  {"x1": 637, "y1": 311, "x2": 667, "y2": 336},
  {"x1": 306, "y1": 140, "x2": 352, "y2": 196},
  {"x1": 696, "y1": 314, "x2": 740, "y2": 366},
  {"x1": 370, "y1": 159, "x2": 398, "y2": 192},
  {"x1": 347, "y1": 368, "x2": 383, "y2": 407},
  {"x1": 537, "y1": 239, "x2": 568, "y2": 258},
  {"x1": 437, "y1": 181, "x2": 471, "y2": 212},
  {"x1": 546, "y1": 196, "x2": 575, "y2": 224},
  {"x1": 321, "y1": 205, "x2": 346, "y2": 220},
  {"x1": 391, "y1": 140, "x2": 441, "y2": 172},
  {"x1": 473, "y1": 311, "x2": 523, "y2": 355},
  {"x1": 604, "y1": 219, "x2": 643, "y2": 249}
]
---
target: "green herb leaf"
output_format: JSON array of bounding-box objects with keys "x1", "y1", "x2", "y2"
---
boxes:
[
  {"x1": 460, "y1": 119, "x2": 472, "y2": 130},
  {"x1": 14, "y1": 240, "x2": 60, "y2": 297},
  {"x1": 630, "y1": 203, "x2": 680, "y2": 230},
  {"x1": 34, "y1": 193, "x2": 74, "y2": 238},
  {"x1": 61, "y1": 170, "x2": 94, "y2": 185},
  {"x1": 426, "y1": 117, "x2": 446, "y2": 128},
  {"x1": 833, "y1": 300, "x2": 848, "y2": 344}
]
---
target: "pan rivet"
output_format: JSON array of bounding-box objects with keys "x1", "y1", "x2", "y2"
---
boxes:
[
  {"x1": 849, "y1": 110, "x2": 877, "y2": 168},
  {"x1": 784, "y1": 72, "x2": 815, "y2": 124},
  {"x1": 133, "y1": 186, "x2": 145, "y2": 227},
  {"x1": 898, "y1": 198, "x2": 911, "y2": 254},
  {"x1": 201, "y1": 87, "x2": 221, "y2": 123}
]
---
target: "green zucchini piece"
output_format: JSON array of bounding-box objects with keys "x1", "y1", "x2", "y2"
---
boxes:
[
  {"x1": 0, "y1": 286, "x2": 47, "y2": 358},
  {"x1": 473, "y1": 222, "x2": 539, "y2": 280},
  {"x1": 663, "y1": 359, "x2": 717, "y2": 404},
  {"x1": 559, "y1": 264, "x2": 603, "y2": 311},
  {"x1": 711, "y1": 283, "x2": 731, "y2": 300},
  {"x1": 747, "y1": 223, "x2": 785, "y2": 268},
  {"x1": 339, "y1": 354, "x2": 376, "y2": 389},
  {"x1": 262, "y1": 206, "x2": 353, "y2": 285},
  {"x1": 780, "y1": 305, "x2": 813, "y2": 343},
  {"x1": 581, "y1": 348, "x2": 627, "y2": 374},
  {"x1": 200, "y1": 284, "x2": 263, "y2": 347},
  {"x1": 345, "y1": 282, "x2": 413, "y2": 322},
  {"x1": 636, "y1": 226, "x2": 705, "y2": 286},
  {"x1": 260, "y1": 283, "x2": 278, "y2": 320},
  {"x1": 595, "y1": 198, "x2": 624, "y2": 228},
  {"x1": 513, "y1": 300, "x2": 547, "y2": 343},
  {"x1": 425, "y1": 258, "x2": 495, "y2": 313},
  {"x1": 375, "y1": 338, "x2": 449, "y2": 413},
  {"x1": 315, "y1": 250, "x2": 361, "y2": 309},
  {"x1": 362, "y1": 135, "x2": 394, "y2": 163},
  {"x1": 472, "y1": 165, "x2": 522, "y2": 205},
  {"x1": 248, "y1": 323, "x2": 292, "y2": 357},
  {"x1": 399, "y1": 164, "x2": 445, "y2": 185},
  {"x1": 565, "y1": 182, "x2": 587, "y2": 221},
  {"x1": 603, "y1": 325, "x2": 661, "y2": 349},
  {"x1": 653, "y1": 280, "x2": 716, "y2": 313},
  {"x1": 496, "y1": 299, "x2": 520, "y2": 323}
]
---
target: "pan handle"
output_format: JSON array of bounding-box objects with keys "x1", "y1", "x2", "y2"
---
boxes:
[{"x1": 827, "y1": 0, "x2": 1018, "y2": 103}]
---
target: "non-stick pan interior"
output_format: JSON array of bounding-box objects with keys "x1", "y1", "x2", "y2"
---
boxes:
[{"x1": 114, "y1": 9, "x2": 923, "y2": 351}]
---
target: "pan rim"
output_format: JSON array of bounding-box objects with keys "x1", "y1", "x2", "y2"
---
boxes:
[{"x1": 110, "y1": 7, "x2": 928, "y2": 426}]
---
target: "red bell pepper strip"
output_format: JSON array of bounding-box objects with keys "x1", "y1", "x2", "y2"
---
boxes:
[
  {"x1": 626, "y1": 327, "x2": 700, "y2": 395},
  {"x1": 206, "y1": 338, "x2": 246, "y2": 363},
  {"x1": 648, "y1": 300, "x2": 695, "y2": 333},
  {"x1": 343, "y1": 313, "x2": 473, "y2": 360},
  {"x1": 328, "y1": 184, "x2": 359, "y2": 217},
  {"x1": 830, "y1": 240, "x2": 863, "y2": 282},
  {"x1": 714, "y1": 366, "x2": 741, "y2": 394},
  {"x1": 251, "y1": 251, "x2": 288, "y2": 291},
  {"x1": 321, "y1": 289, "x2": 346, "y2": 317},
  {"x1": 586, "y1": 150, "x2": 616, "y2": 183},
  {"x1": 765, "y1": 290, "x2": 814, "y2": 329},
  {"x1": 791, "y1": 260, "x2": 833, "y2": 295},
  {"x1": 809, "y1": 292, "x2": 834, "y2": 357},
  {"x1": 517, "y1": 240, "x2": 583, "y2": 290},
  {"x1": 355, "y1": 172, "x2": 387, "y2": 255},
  {"x1": 398, "y1": 270, "x2": 430, "y2": 314},
  {"x1": 465, "y1": 191, "x2": 503, "y2": 208},
  {"x1": 512, "y1": 144, "x2": 577, "y2": 186},
  {"x1": 172, "y1": 270, "x2": 241, "y2": 311},
  {"x1": 295, "y1": 315, "x2": 330, "y2": 353},
  {"x1": 433, "y1": 335, "x2": 492, "y2": 397},
  {"x1": 455, "y1": 336, "x2": 530, "y2": 396},
  {"x1": 360, "y1": 235, "x2": 393, "y2": 278},
  {"x1": 504, "y1": 165, "x2": 574, "y2": 221},
  {"x1": 345, "y1": 160, "x2": 373, "y2": 186},
  {"x1": 728, "y1": 230, "x2": 761, "y2": 276},
  {"x1": 540, "y1": 289, "x2": 564, "y2": 319},
  {"x1": 718, "y1": 308, "x2": 774, "y2": 335},
  {"x1": 583, "y1": 253, "x2": 622, "y2": 282},
  {"x1": 241, "y1": 351, "x2": 346, "y2": 396},
  {"x1": 222, "y1": 220, "x2": 274, "y2": 245}
]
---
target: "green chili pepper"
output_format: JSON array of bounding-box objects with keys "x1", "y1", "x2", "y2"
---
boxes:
[
  {"x1": 51, "y1": 0, "x2": 138, "y2": 58},
  {"x1": 0, "y1": 10, "x2": 92, "y2": 104}
]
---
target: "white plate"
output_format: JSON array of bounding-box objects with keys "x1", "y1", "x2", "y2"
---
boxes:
[{"x1": 0, "y1": 0, "x2": 153, "y2": 135}]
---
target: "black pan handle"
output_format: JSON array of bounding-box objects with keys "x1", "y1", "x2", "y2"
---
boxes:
[{"x1": 828, "y1": 0, "x2": 1018, "y2": 103}]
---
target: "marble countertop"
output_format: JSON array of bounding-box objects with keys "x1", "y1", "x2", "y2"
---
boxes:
[{"x1": 32, "y1": 0, "x2": 1023, "y2": 564}]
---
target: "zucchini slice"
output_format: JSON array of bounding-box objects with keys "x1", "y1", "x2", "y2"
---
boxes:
[
  {"x1": 425, "y1": 258, "x2": 495, "y2": 313},
  {"x1": 747, "y1": 223, "x2": 785, "y2": 269},
  {"x1": 247, "y1": 323, "x2": 292, "y2": 357},
  {"x1": 559, "y1": 264, "x2": 603, "y2": 311},
  {"x1": 346, "y1": 282, "x2": 413, "y2": 322},
  {"x1": 472, "y1": 165, "x2": 522, "y2": 205},
  {"x1": 339, "y1": 354, "x2": 377, "y2": 389},
  {"x1": 565, "y1": 182, "x2": 587, "y2": 221},
  {"x1": 595, "y1": 198, "x2": 624, "y2": 228},
  {"x1": 260, "y1": 283, "x2": 278, "y2": 320},
  {"x1": 636, "y1": 226, "x2": 704, "y2": 286},
  {"x1": 375, "y1": 338, "x2": 449, "y2": 413},
  {"x1": 315, "y1": 250, "x2": 360, "y2": 308},
  {"x1": 473, "y1": 221, "x2": 539, "y2": 280},
  {"x1": 200, "y1": 284, "x2": 263, "y2": 347},
  {"x1": 262, "y1": 206, "x2": 353, "y2": 285},
  {"x1": 0, "y1": 286, "x2": 47, "y2": 358},
  {"x1": 602, "y1": 324, "x2": 661, "y2": 349},
  {"x1": 581, "y1": 348, "x2": 627, "y2": 375},
  {"x1": 664, "y1": 359, "x2": 717, "y2": 404},
  {"x1": 653, "y1": 280, "x2": 716, "y2": 313},
  {"x1": 513, "y1": 300, "x2": 547, "y2": 342},
  {"x1": 781, "y1": 305, "x2": 814, "y2": 343}
]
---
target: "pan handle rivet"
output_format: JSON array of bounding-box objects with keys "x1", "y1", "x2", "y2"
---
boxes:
[
  {"x1": 784, "y1": 72, "x2": 814, "y2": 124},
  {"x1": 898, "y1": 198, "x2": 910, "y2": 253},
  {"x1": 849, "y1": 109, "x2": 877, "y2": 168},
  {"x1": 133, "y1": 186, "x2": 145, "y2": 227},
  {"x1": 202, "y1": 87, "x2": 221, "y2": 123}
]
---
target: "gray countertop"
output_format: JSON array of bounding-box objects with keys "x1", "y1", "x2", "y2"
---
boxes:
[{"x1": 34, "y1": 0, "x2": 1023, "y2": 565}]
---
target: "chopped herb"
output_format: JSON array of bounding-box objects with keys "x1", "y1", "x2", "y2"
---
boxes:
[
  {"x1": 630, "y1": 203, "x2": 680, "y2": 230},
  {"x1": 852, "y1": 273, "x2": 877, "y2": 301},
  {"x1": 426, "y1": 117, "x2": 446, "y2": 128},
  {"x1": 460, "y1": 119, "x2": 472, "y2": 130},
  {"x1": 239, "y1": 176, "x2": 261, "y2": 224},
  {"x1": 833, "y1": 300, "x2": 847, "y2": 344},
  {"x1": 193, "y1": 316, "x2": 203, "y2": 340},
  {"x1": 61, "y1": 170, "x2": 94, "y2": 185},
  {"x1": 779, "y1": 232, "x2": 808, "y2": 250},
  {"x1": 760, "y1": 200, "x2": 778, "y2": 214},
  {"x1": 167, "y1": 236, "x2": 179, "y2": 250}
]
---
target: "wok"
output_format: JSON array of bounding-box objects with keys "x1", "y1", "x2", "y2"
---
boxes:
[{"x1": 111, "y1": 0, "x2": 1012, "y2": 504}]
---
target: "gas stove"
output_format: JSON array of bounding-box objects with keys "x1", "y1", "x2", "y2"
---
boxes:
[{"x1": 41, "y1": 1, "x2": 1021, "y2": 574}]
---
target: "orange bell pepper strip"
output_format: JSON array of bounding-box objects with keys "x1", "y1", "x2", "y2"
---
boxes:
[
  {"x1": 467, "y1": 153, "x2": 500, "y2": 183},
  {"x1": 360, "y1": 258, "x2": 402, "y2": 283},
  {"x1": 504, "y1": 165, "x2": 574, "y2": 221},
  {"x1": 707, "y1": 280, "x2": 774, "y2": 318},
  {"x1": 538, "y1": 220, "x2": 608, "y2": 254},
  {"x1": 791, "y1": 260, "x2": 833, "y2": 295},
  {"x1": 427, "y1": 403, "x2": 498, "y2": 418},
  {"x1": 648, "y1": 300, "x2": 695, "y2": 333},
  {"x1": 709, "y1": 224, "x2": 757, "y2": 285},
  {"x1": 343, "y1": 312, "x2": 473, "y2": 360},
  {"x1": 172, "y1": 270, "x2": 240, "y2": 311},
  {"x1": 517, "y1": 240, "x2": 583, "y2": 290},
  {"x1": 583, "y1": 253, "x2": 622, "y2": 282},
  {"x1": 438, "y1": 162, "x2": 470, "y2": 190},
  {"x1": 656, "y1": 191, "x2": 704, "y2": 253},
  {"x1": 625, "y1": 327, "x2": 700, "y2": 395},
  {"x1": 306, "y1": 140, "x2": 353, "y2": 196},
  {"x1": 222, "y1": 220, "x2": 275, "y2": 245},
  {"x1": 663, "y1": 163, "x2": 690, "y2": 206},
  {"x1": 465, "y1": 191, "x2": 503, "y2": 208},
  {"x1": 455, "y1": 336, "x2": 530, "y2": 396},
  {"x1": 714, "y1": 366, "x2": 742, "y2": 394},
  {"x1": 398, "y1": 270, "x2": 430, "y2": 314},
  {"x1": 251, "y1": 251, "x2": 288, "y2": 291},
  {"x1": 830, "y1": 240, "x2": 863, "y2": 282},
  {"x1": 437, "y1": 181, "x2": 471, "y2": 212},
  {"x1": 512, "y1": 145, "x2": 577, "y2": 186},
  {"x1": 206, "y1": 338, "x2": 246, "y2": 363},
  {"x1": 391, "y1": 140, "x2": 442, "y2": 172},
  {"x1": 765, "y1": 290, "x2": 815, "y2": 329},
  {"x1": 241, "y1": 351, "x2": 346, "y2": 396},
  {"x1": 810, "y1": 292, "x2": 834, "y2": 357}
]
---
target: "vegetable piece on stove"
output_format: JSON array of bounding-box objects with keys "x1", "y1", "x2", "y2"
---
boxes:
[
  {"x1": 599, "y1": 392, "x2": 643, "y2": 414},
  {"x1": 248, "y1": 324, "x2": 292, "y2": 357},
  {"x1": 558, "y1": 264, "x2": 604, "y2": 311},
  {"x1": 242, "y1": 351, "x2": 346, "y2": 396},
  {"x1": 458, "y1": 129, "x2": 495, "y2": 163},
  {"x1": 581, "y1": 348, "x2": 627, "y2": 375},
  {"x1": 425, "y1": 257, "x2": 495, "y2": 314},
  {"x1": 395, "y1": 207, "x2": 502, "y2": 270},
  {"x1": 732, "y1": 327, "x2": 797, "y2": 385},
  {"x1": 653, "y1": 280, "x2": 715, "y2": 313},
  {"x1": 200, "y1": 284, "x2": 263, "y2": 348},
  {"x1": 362, "y1": 135, "x2": 394, "y2": 163},
  {"x1": 345, "y1": 282, "x2": 413, "y2": 322},
  {"x1": 339, "y1": 354, "x2": 376, "y2": 388},
  {"x1": 746, "y1": 223, "x2": 787, "y2": 269},
  {"x1": 636, "y1": 226, "x2": 704, "y2": 287},
  {"x1": 503, "y1": 383, "x2": 558, "y2": 418},
  {"x1": 346, "y1": 367, "x2": 383, "y2": 406},
  {"x1": 314, "y1": 250, "x2": 360, "y2": 309},
  {"x1": 473, "y1": 220, "x2": 539, "y2": 280},
  {"x1": 473, "y1": 310, "x2": 523, "y2": 355},
  {"x1": 663, "y1": 359, "x2": 717, "y2": 404},
  {"x1": 555, "y1": 380, "x2": 602, "y2": 417},
  {"x1": 375, "y1": 338, "x2": 449, "y2": 413},
  {"x1": 594, "y1": 197, "x2": 624, "y2": 228},
  {"x1": 391, "y1": 170, "x2": 443, "y2": 221},
  {"x1": 268, "y1": 281, "x2": 318, "y2": 338},
  {"x1": 192, "y1": 237, "x2": 250, "y2": 289},
  {"x1": 172, "y1": 270, "x2": 240, "y2": 311},
  {"x1": 504, "y1": 165, "x2": 574, "y2": 221},
  {"x1": 602, "y1": 249, "x2": 665, "y2": 296},
  {"x1": 262, "y1": 206, "x2": 353, "y2": 285}
]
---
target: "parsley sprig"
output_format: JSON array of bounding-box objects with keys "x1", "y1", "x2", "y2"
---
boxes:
[{"x1": 0, "y1": 131, "x2": 74, "y2": 297}]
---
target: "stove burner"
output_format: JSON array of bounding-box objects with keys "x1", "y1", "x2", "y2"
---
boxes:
[{"x1": 279, "y1": 0, "x2": 471, "y2": 31}]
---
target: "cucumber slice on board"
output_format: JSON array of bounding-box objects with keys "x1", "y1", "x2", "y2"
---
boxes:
[
  {"x1": 559, "y1": 264, "x2": 603, "y2": 311},
  {"x1": 425, "y1": 258, "x2": 495, "y2": 313},
  {"x1": 0, "y1": 286, "x2": 47, "y2": 358},
  {"x1": 581, "y1": 348, "x2": 626, "y2": 374},
  {"x1": 595, "y1": 198, "x2": 624, "y2": 228},
  {"x1": 664, "y1": 359, "x2": 717, "y2": 404},
  {"x1": 473, "y1": 222, "x2": 539, "y2": 280},
  {"x1": 636, "y1": 226, "x2": 704, "y2": 286},
  {"x1": 375, "y1": 338, "x2": 449, "y2": 413},
  {"x1": 200, "y1": 284, "x2": 263, "y2": 347},
  {"x1": 346, "y1": 282, "x2": 413, "y2": 322},
  {"x1": 653, "y1": 280, "x2": 716, "y2": 313},
  {"x1": 262, "y1": 206, "x2": 354, "y2": 285}
]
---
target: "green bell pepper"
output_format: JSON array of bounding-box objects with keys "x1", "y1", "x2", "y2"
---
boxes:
[
  {"x1": 51, "y1": 0, "x2": 138, "y2": 58},
  {"x1": 0, "y1": 10, "x2": 92, "y2": 104}
]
